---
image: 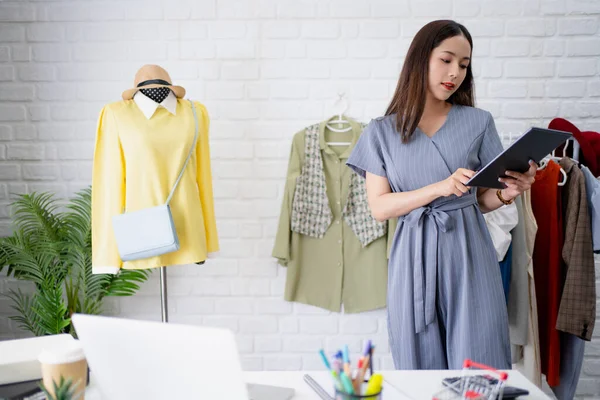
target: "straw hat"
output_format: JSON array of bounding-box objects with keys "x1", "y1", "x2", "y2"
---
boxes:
[{"x1": 121, "y1": 64, "x2": 186, "y2": 100}]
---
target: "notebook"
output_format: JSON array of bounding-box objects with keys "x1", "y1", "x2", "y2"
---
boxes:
[{"x1": 0, "y1": 379, "x2": 44, "y2": 400}]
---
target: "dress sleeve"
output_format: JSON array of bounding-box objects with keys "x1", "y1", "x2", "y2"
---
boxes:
[
  {"x1": 194, "y1": 101, "x2": 219, "y2": 255},
  {"x1": 271, "y1": 133, "x2": 303, "y2": 266},
  {"x1": 91, "y1": 105, "x2": 125, "y2": 275},
  {"x1": 478, "y1": 112, "x2": 504, "y2": 169},
  {"x1": 346, "y1": 120, "x2": 387, "y2": 178}
]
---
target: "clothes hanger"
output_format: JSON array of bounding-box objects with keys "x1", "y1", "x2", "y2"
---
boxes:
[
  {"x1": 326, "y1": 93, "x2": 352, "y2": 145},
  {"x1": 570, "y1": 138, "x2": 580, "y2": 162},
  {"x1": 538, "y1": 141, "x2": 569, "y2": 186}
]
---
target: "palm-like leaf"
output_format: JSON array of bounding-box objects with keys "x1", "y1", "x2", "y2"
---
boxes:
[
  {"x1": 5, "y1": 289, "x2": 43, "y2": 336},
  {"x1": 1, "y1": 231, "x2": 64, "y2": 286},
  {"x1": 2, "y1": 187, "x2": 150, "y2": 336},
  {"x1": 33, "y1": 283, "x2": 70, "y2": 335},
  {"x1": 0, "y1": 235, "x2": 19, "y2": 275},
  {"x1": 104, "y1": 269, "x2": 151, "y2": 296},
  {"x1": 62, "y1": 188, "x2": 91, "y2": 248},
  {"x1": 62, "y1": 188, "x2": 97, "y2": 316},
  {"x1": 11, "y1": 192, "x2": 63, "y2": 243}
]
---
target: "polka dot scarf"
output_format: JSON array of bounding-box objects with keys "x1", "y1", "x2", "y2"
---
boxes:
[{"x1": 140, "y1": 87, "x2": 171, "y2": 104}]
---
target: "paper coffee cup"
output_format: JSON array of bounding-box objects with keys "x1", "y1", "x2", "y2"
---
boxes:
[{"x1": 38, "y1": 340, "x2": 87, "y2": 399}]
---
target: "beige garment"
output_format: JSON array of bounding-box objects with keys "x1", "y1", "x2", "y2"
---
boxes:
[
  {"x1": 513, "y1": 190, "x2": 542, "y2": 388},
  {"x1": 508, "y1": 197, "x2": 528, "y2": 349}
]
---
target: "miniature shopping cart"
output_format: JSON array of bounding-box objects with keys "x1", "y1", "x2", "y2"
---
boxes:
[{"x1": 432, "y1": 359, "x2": 508, "y2": 400}]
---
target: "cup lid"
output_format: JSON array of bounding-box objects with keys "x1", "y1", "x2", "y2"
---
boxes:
[{"x1": 38, "y1": 339, "x2": 85, "y2": 364}]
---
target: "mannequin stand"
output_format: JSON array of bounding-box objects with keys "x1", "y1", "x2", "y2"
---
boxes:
[{"x1": 160, "y1": 266, "x2": 168, "y2": 322}]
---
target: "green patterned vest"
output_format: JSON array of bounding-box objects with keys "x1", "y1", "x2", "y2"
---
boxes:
[{"x1": 290, "y1": 123, "x2": 386, "y2": 247}]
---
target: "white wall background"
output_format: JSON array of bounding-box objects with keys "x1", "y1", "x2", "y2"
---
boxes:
[{"x1": 0, "y1": 0, "x2": 599, "y2": 397}]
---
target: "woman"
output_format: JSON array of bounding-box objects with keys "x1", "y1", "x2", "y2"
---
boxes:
[{"x1": 347, "y1": 20, "x2": 536, "y2": 369}]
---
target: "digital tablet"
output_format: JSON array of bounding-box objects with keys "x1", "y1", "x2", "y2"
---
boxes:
[{"x1": 466, "y1": 127, "x2": 572, "y2": 189}]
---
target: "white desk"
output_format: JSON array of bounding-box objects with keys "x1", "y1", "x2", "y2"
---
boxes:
[
  {"x1": 86, "y1": 370, "x2": 551, "y2": 399},
  {"x1": 382, "y1": 370, "x2": 550, "y2": 400}
]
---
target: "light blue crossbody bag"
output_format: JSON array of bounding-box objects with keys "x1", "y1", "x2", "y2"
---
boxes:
[{"x1": 112, "y1": 100, "x2": 198, "y2": 262}]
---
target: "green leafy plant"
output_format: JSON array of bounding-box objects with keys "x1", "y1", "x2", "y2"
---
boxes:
[
  {"x1": 40, "y1": 376, "x2": 80, "y2": 400},
  {"x1": 0, "y1": 187, "x2": 150, "y2": 336}
]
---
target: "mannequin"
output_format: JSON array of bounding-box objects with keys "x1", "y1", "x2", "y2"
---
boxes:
[
  {"x1": 91, "y1": 65, "x2": 219, "y2": 322},
  {"x1": 132, "y1": 87, "x2": 206, "y2": 322}
]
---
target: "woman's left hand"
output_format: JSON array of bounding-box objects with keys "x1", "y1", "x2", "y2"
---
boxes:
[{"x1": 498, "y1": 160, "x2": 538, "y2": 200}]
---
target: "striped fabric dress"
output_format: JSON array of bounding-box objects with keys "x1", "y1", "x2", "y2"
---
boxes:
[{"x1": 347, "y1": 105, "x2": 511, "y2": 369}]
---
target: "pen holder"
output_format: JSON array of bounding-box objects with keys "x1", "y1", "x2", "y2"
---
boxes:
[{"x1": 334, "y1": 382, "x2": 382, "y2": 399}]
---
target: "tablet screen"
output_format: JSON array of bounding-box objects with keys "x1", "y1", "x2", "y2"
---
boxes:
[{"x1": 466, "y1": 127, "x2": 571, "y2": 189}]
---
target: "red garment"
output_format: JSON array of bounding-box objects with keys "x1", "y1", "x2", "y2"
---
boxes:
[
  {"x1": 549, "y1": 118, "x2": 600, "y2": 176},
  {"x1": 530, "y1": 161, "x2": 563, "y2": 387}
]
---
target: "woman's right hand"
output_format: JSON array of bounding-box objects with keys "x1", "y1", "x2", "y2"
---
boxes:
[{"x1": 435, "y1": 168, "x2": 475, "y2": 197}]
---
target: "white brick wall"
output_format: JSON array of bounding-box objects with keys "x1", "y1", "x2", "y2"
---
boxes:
[{"x1": 0, "y1": 0, "x2": 599, "y2": 397}]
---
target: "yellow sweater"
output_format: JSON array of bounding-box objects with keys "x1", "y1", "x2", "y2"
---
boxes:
[{"x1": 91, "y1": 99, "x2": 219, "y2": 273}]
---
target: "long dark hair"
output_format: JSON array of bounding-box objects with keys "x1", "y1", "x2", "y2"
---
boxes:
[{"x1": 386, "y1": 20, "x2": 475, "y2": 143}]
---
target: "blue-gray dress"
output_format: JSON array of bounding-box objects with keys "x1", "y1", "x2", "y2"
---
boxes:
[{"x1": 347, "y1": 105, "x2": 511, "y2": 369}]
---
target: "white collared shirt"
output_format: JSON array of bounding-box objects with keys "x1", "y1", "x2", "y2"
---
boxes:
[
  {"x1": 484, "y1": 202, "x2": 519, "y2": 261},
  {"x1": 133, "y1": 89, "x2": 177, "y2": 119}
]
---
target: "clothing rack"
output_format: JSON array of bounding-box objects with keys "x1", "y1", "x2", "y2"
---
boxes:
[
  {"x1": 569, "y1": 138, "x2": 580, "y2": 162},
  {"x1": 561, "y1": 138, "x2": 580, "y2": 162},
  {"x1": 160, "y1": 266, "x2": 169, "y2": 322}
]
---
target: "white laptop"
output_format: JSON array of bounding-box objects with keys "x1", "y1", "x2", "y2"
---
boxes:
[{"x1": 71, "y1": 314, "x2": 294, "y2": 400}]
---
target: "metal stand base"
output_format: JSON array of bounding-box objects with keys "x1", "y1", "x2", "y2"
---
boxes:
[{"x1": 160, "y1": 266, "x2": 168, "y2": 323}]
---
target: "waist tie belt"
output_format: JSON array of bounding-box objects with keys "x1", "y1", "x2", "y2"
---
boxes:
[{"x1": 399, "y1": 193, "x2": 479, "y2": 334}]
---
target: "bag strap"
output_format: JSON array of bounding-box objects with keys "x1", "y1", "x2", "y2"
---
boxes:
[{"x1": 165, "y1": 100, "x2": 198, "y2": 205}]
